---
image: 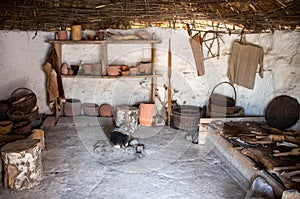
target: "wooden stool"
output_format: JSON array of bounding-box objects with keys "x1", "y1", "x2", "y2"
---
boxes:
[
  {"x1": 1, "y1": 139, "x2": 43, "y2": 190},
  {"x1": 114, "y1": 105, "x2": 139, "y2": 135}
]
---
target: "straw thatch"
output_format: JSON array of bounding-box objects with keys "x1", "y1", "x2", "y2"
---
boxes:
[{"x1": 0, "y1": 0, "x2": 299, "y2": 32}]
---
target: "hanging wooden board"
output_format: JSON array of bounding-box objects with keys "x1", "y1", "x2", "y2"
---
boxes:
[{"x1": 189, "y1": 33, "x2": 205, "y2": 76}]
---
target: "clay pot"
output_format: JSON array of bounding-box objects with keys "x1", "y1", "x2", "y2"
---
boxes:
[
  {"x1": 121, "y1": 65, "x2": 129, "y2": 71},
  {"x1": 58, "y1": 30, "x2": 68, "y2": 40},
  {"x1": 87, "y1": 35, "x2": 94, "y2": 41},
  {"x1": 129, "y1": 67, "x2": 139, "y2": 75},
  {"x1": 136, "y1": 30, "x2": 149, "y2": 40},
  {"x1": 71, "y1": 65, "x2": 80, "y2": 75},
  {"x1": 139, "y1": 102, "x2": 157, "y2": 126},
  {"x1": 99, "y1": 104, "x2": 112, "y2": 117},
  {"x1": 106, "y1": 66, "x2": 120, "y2": 76},
  {"x1": 64, "y1": 99, "x2": 81, "y2": 117},
  {"x1": 98, "y1": 30, "x2": 105, "y2": 40},
  {"x1": 93, "y1": 64, "x2": 101, "y2": 75},
  {"x1": 138, "y1": 62, "x2": 152, "y2": 75},
  {"x1": 61, "y1": 63, "x2": 69, "y2": 75},
  {"x1": 82, "y1": 103, "x2": 99, "y2": 117},
  {"x1": 83, "y1": 64, "x2": 93, "y2": 75},
  {"x1": 68, "y1": 69, "x2": 74, "y2": 75}
]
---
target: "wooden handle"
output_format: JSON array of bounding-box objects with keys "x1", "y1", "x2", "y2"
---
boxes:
[{"x1": 167, "y1": 39, "x2": 172, "y2": 127}]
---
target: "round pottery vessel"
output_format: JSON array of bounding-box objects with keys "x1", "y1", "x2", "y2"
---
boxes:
[
  {"x1": 107, "y1": 66, "x2": 121, "y2": 76},
  {"x1": 61, "y1": 63, "x2": 69, "y2": 75},
  {"x1": 129, "y1": 67, "x2": 139, "y2": 75},
  {"x1": 82, "y1": 103, "x2": 99, "y2": 116},
  {"x1": 58, "y1": 30, "x2": 68, "y2": 40},
  {"x1": 68, "y1": 69, "x2": 74, "y2": 75},
  {"x1": 139, "y1": 102, "x2": 157, "y2": 126},
  {"x1": 93, "y1": 64, "x2": 101, "y2": 75},
  {"x1": 99, "y1": 104, "x2": 113, "y2": 117},
  {"x1": 121, "y1": 65, "x2": 129, "y2": 71},
  {"x1": 98, "y1": 30, "x2": 105, "y2": 40},
  {"x1": 71, "y1": 65, "x2": 80, "y2": 75},
  {"x1": 83, "y1": 64, "x2": 93, "y2": 75},
  {"x1": 138, "y1": 62, "x2": 152, "y2": 75},
  {"x1": 64, "y1": 99, "x2": 81, "y2": 117}
]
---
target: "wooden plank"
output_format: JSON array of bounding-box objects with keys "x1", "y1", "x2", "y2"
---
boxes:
[
  {"x1": 61, "y1": 74, "x2": 162, "y2": 79},
  {"x1": 46, "y1": 40, "x2": 162, "y2": 45},
  {"x1": 189, "y1": 33, "x2": 205, "y2": 76}
]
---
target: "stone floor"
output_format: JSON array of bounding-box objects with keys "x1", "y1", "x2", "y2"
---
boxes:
[{"x1": 0, "y1": 116, "x2": 246, "y2": 199}]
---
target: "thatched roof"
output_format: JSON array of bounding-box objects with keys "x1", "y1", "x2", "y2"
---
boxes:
[{"x1": 0, "y1": 0, "x2": 299, "y2": 33}]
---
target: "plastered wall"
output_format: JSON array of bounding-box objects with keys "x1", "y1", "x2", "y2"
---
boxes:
[{"x1": 0, "y1": 28, "x2": 299, "y2": 128}]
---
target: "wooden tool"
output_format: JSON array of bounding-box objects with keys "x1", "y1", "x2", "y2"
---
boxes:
[
  {"x1": 167, "y1": 38, "x2": 172, "y2": 127},
  {"x1": 273, "y1": 148, "x2": 300, "y2": 157},
  {"x1": 273, "y1": 165, "x2": 300, "y2": 172}
]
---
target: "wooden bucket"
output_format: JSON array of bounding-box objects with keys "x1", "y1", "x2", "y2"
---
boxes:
[{"x1": 71, "y1": 25, "x2": 82, "y2": 41}]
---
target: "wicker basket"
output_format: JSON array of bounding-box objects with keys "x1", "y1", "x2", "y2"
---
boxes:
[
  {"x1": 0, "y1": 121, "x2": 13, "y2": 135},
  {"x1": 11, "y1": 120, "x2": 32, "y2": 136},
  {"x1": 206, "y1": 81, "x2": 244, "y2": 117},
  {"x1": 10, "y1": 88, "x2": 37, "y2": 114},
  {"x1": 7, "y1": 107, "x2": 40, "y2": 122},
  {"x1": 173, "y1": 105, "x2": 202, "y2": 131},
  {"x1": 0, "y1": 100, "x2": 10, "y2": 120}
]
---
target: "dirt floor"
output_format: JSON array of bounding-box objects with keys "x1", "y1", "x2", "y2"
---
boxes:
[{"x1": 0, "y1": 116, "x2": 246, "y2": 199}]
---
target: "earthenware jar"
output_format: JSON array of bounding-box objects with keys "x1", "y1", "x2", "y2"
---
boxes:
[
  {"x1": 82, "y1": 64, "x2": 93, "y2": 75},
  {"x1": 98, "y1": 30, "x2": 105, "y2": 41},
  {"x1": 138, "y1": 62, "x2": 152, "y2": 75},
  {"x1": 58, "y1": 30, "x2": 68, "y2": 40},
  {"x1": 99, "y1": 104, "x2": 112, "y2": 117},
  {"x1": 61, "y1": 63, "x2": 69, "y2": 75},
  {"x1": 106, "y1": 65, "x2": 121, "y2": 76},
  {"x1": 129, "y1": 67, "x2": 138, "y2": 75},
  {"x1": 82, "y1": 103, "x2": 99, "y2": 117},
  {"x1": 92, "y1": 64, "x2": 101, "y2": 75},
  {"x1": 71, "y1": 65, "x2": 80, "y2": 75},
  {"x1": 139, "y1": 102, "x2": 157, "y2": 126},
  {"x1": 64, "y1": 99, "x2": 81, "y2": 116}
]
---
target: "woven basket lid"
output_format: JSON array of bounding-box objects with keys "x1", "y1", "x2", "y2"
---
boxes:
[{"x1": 265, "y1": 95, "x2": 300, "y2": 130}]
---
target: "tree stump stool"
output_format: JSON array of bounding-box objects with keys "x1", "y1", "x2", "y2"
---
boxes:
[
  {"x1": 1, "y1": 139, "x2": 43, "y2": 190},
  {"x1": 139, "y1": 102, "x2": 157, "y2": 126},
  {"x1": 113, "y1": 105, "x2": 139, "y2": 135}
]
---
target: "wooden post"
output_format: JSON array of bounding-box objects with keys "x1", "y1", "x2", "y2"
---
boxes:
[
  {"x1": 1, "y1": 139, "x2": 43, "y2": 190},
  {"x1": 101, "y1": 42, "x2": 107, "y2": 75},
  {"x1": 167, "y1": 39, "x2": 172, "y2": 127},
  {"x1": 151, "y1": 33, "x2": 157, "y2": 102}
]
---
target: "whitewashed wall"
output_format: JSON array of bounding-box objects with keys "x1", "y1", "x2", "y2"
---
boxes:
[{"x1": 0, "y1": 28, "x2": 299, "y2": 128}]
